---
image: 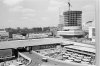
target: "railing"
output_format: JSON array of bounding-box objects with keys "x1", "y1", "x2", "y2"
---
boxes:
[{"x1": 18, "y1": 52, "x2": 32, "y2": 66}]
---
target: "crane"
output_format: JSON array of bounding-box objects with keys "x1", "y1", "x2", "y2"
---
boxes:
[{"x1": 67, "y1": 0, "x2": 72, "y2": 10}]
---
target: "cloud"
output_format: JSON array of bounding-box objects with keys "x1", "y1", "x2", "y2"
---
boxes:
[
  {"x1": 49, "y1": 0, "x2": 62, "y2": 7},
  {"x1": 9, "y1": 5, "x2": 36, "y2": 20},
  {"x1": 9, "y1": 6, "x2": 35, "y2": 13},
  {"x1": 82, "y1": 5, "x2": 95, "y2": 12},
  {"x1": 41, "y1": 17, "x2": 49, "y2": 21},
  {"x1": 21, "y1": 13, "x2": 36, "y2": 20},
  {"x1": 82, "y1": 5, "x2": 95, "y2": 24},
  {"x1": 47, "y1": 0, "x2": 64, "y2": 12},
  {"x1": 48, "y1": 6, "x2": 58, "y2": 12},
  {"x1": 3, "y1": 0, "x2": 23, "y2": 6}
]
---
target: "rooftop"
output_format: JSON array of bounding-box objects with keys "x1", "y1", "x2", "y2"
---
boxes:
[{"x1": 0, "y1": 38, "x2": 62, "y2": 49}]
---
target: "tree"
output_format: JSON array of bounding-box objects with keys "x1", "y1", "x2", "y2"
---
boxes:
[
  {"x1": 43, "y1": 27, "x2": 50, "y2": 32},
  {"x1": 21, "y1": 27, "x2": 29, "y2": 36}
]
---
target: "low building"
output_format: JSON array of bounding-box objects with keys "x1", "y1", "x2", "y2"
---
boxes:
[
  {"x1": 50, "y1": 27, "x2": 58, "y2": 37},
  {"x1": 83, "y1": 21, "x2": 95, "y2": 32},
  {"x1": 57, "y1": 26, "x2": 83, "y2": 38},
  {"x1": 26, "y1": 33, "x2": 48, "y2": 39},
  {"x1": 12, "y1": 34, "x2": 26, "y2": 40},
  {"x1": 0, "y1": 29, "x2": 9, "y2": 39},
  {"x1": 83, "y1": 20, "x2": 95, "y2": 42},
  {"x1": 88, "y1": 27, "x2": 95, "y2": 42}
]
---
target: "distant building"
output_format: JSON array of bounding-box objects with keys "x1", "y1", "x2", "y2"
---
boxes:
[
  {"x1": 83, "y1": 21, "x2": 95, "y2": 32},
  {"x1": 50, "y1": 27, "x2": 58, "y2": 37},
  {"x1": 82, "y1": 20, "x2": 95, "y2": 42},
  {"x1": 57, "y1": 24, "x2": 63, "y2": 31},
  {"x1": 26, "y1": 33, "x2": 48, "y2": 39},
  {"x1": 0, "y1": 29, "x2": 9, "y2": 39},
  {"x1": 12, "y1": 34, "x2": 26, "y2": 40},
  {"x1": 57, "y1": 11, "x2": 83, "y2": 38},
  {"x1": 88, "y1": 27, "x2": 95, "y2": 42}
]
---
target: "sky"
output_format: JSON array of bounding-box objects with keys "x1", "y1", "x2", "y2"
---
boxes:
[{"x1": 0, "y1": 0, "x2": 95, "y2": 28}]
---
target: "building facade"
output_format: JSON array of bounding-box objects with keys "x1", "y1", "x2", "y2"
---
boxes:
[
  {"x1": 57, "y1": 11, "x2": 83, "y2": 38},
  {"x1": 63, "y1": 11, "x2": 82, "y2": 27},
  {"x1": 0, "y1": 29, "x2": 9, "y2": 39},
  {"x1": 88, "y1": 27, "x2": 95, "y2": 42}
]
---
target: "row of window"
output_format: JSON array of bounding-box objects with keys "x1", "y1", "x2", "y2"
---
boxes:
[
  {"x1": 32, "y1": 44, "x2": 59, "y2": 50},
  {"x1": 64, "y1": 15, "x2": 81, "y2": 17},
  {"x1": 65, "y1": 25, "x2": 81, "y2": 26}
]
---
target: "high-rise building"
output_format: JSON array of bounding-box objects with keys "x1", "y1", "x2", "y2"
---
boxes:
[
  {"x1": 57, "y1": 11, "x2": 83, "y2": 38},
  {"x1": 63, "y1": 11, "x2": 82, "y2": 27},
  {"x1": 57, "y1": 0, "x2": 83, "y2": 38}
]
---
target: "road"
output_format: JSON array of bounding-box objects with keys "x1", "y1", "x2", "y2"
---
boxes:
[
  {"x1": 22, "y1": 51, "x2": 91, "y2": 66},
  {"x1": 22, "y1": 52, "x2": 44, "y2": 66}
]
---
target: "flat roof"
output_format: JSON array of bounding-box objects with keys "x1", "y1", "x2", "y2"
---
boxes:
[
  {"x1": 62, "y1": 40, "x2": 95, "y2": 49},
  {"x1": 65, "y1": 45, "x2": 95, "y2": 53},
  {"x1": 0, "y1": 38, "x2": 62, "y2": 49},
  {"x1": 0, "y1": 38, "x2": 96, "y2": 53}
]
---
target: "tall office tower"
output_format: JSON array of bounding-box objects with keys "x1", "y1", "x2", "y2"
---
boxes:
[
  {"x1": 57, "y1": 11, "x2": 83, "y2": 38},
  {"x1": 63, "y1": 11, "x2": 82, "y2": 27},
  {"x1": 57, "y1": 0, "x2": 83, "y2": 38}
]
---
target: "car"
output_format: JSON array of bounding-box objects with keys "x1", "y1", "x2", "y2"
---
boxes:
[{"x1": 17, "y1": 62, "x2": 26, "y2": 66}]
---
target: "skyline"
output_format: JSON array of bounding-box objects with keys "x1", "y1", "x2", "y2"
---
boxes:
[{"x1": 0, "y1": 0, "x2": 95, "y2": 28}]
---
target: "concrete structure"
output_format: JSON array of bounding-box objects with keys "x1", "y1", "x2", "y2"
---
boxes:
[
  {"x1": 88, "y1": 27, "x2": 95, "y2": 42},
  {"x1": 57, "y1": 30, "x2": 83, "y2": 38},
  {"x1": 50, "y1": 27, "x2": 58, "y2": 37},
  {"x1": 63, "y1": 11, "x2": 82, "y2": 27},
  {"x1": 58, "y1": 24, "x2": 64, "y2": 31},
  {"x1": 13, "y1": 34, "x2": 26, "y2": 40},
  {"x1": 0, "y1": 38, "x2": 62, "y2": 49},
  {"x1": 83, "y1": 21, "x2": 95, "y2": 42},
  {"x1": 58, "y1": 15, "x2": 64, "y2": 31},
  {"x1": 0, "y1": 38, "x2": 95, "y2": 66},
  {"x1": 26, "y1": 33, "x2": 48, "y2": 39},
  {"x1": 0, "y1": 29, "x2": 9, "y2": 39},
  {"x1": 57, "y1": 11, "x2": 83, "y2": 38},
  {"x1": 83, "y1": 21, "x2": 95, "y2": 32}
]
